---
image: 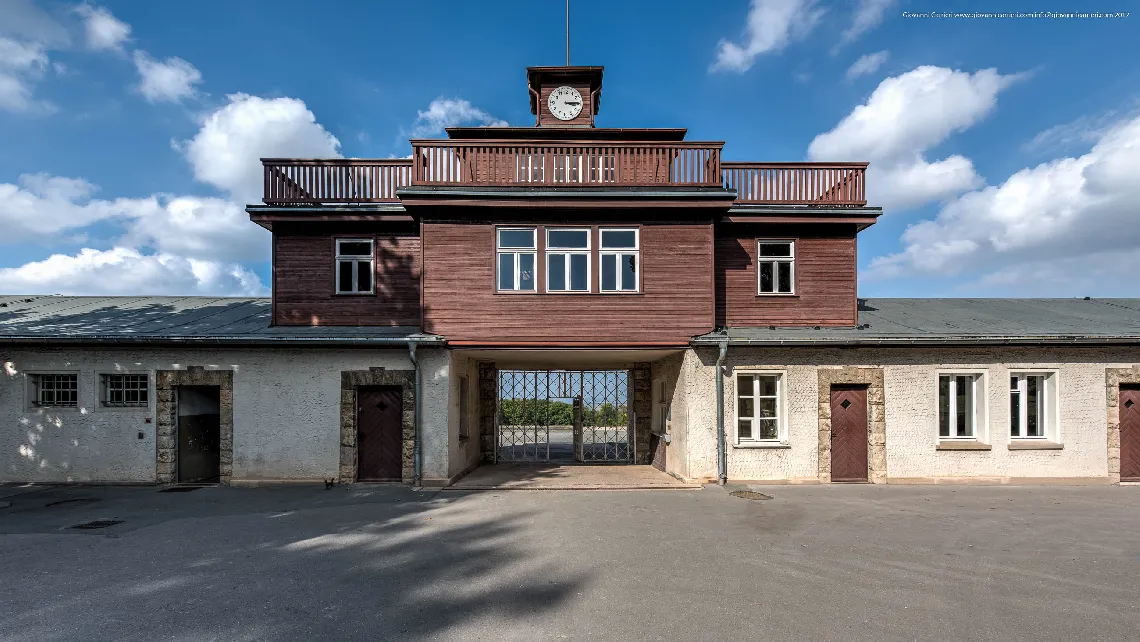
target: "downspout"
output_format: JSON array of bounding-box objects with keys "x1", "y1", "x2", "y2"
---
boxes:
[
  {"x1": 715, "y1": 340, "x2": 728, "y2": 485},
  {"x1": 408, "y1": 342, "x2": 422, "y2": 488}
]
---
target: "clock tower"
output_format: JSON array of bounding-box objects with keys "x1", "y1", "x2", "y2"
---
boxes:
[{"x1": 527, "y1": 66, "x2": 603, "y2": 128}]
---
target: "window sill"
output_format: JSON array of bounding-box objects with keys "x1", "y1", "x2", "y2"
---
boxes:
[
  {"x1": 936, "y1": 441, "x2": 991, "y2": 451},
  {"x1": 755, "y1": 293, "x2": 799, "y2": 298},
  {"x1": 1008, "y1": 440, "x2": 1063, "y2": 450},
  {"x1": 734, "y1": 442, "x2": 790, "y2": 449},
  {"x1": 333, "y1": 292, "x2": 375, "y2": 297}
]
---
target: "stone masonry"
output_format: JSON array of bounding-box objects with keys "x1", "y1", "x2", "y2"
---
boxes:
[
  {"x1": 632, "y1": 362, "x2": 651, "y2": 464},
  {"x1": 339, "y1": 368, "x2": 416, "y2": 483},
  {"x1": 478, "y1": 361, "x2": 497, "y2": 463},
  {"x1": 155, "y1": 366, "x2": 234, "y2": 485},
  {"x1": 817, "y1": 367, "x2": 886, "y2": 483}
]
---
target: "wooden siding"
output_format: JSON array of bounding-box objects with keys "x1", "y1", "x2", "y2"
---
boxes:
[
  {"x1": 422, "y1": 221, "x2": 714, "y2": 343},
  {"x1": 716, "y1": 225, "x2": 858, "y2": 327},
  {"x1": 273, "y1": 229, "x2": 421, "y2": 326},
  {"x1": 536, "y1": 82, "x2": 595, "y2": 127}
]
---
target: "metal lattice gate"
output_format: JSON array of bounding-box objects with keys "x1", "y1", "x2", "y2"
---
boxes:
[{"x1": 497, "y1": 370, "x2": 632, "y2": 463}]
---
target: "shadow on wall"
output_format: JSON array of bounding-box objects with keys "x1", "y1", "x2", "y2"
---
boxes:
[{"x1": 0, "y1": 489, "x2": 589, "y2": 640}]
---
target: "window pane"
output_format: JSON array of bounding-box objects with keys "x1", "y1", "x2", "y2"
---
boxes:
[
  {"x1": 569, "y1": 253, "x2": 588, "y2": 290},
  {"x1": 601, "y1": 230, "x2": 637, "y2": 249},
  {"x1": 738, "y1": 397, "x2": 754, "y2": 419},
  {"x1": 548, "y1": 229, "x2": 589, "y2": 249},
  {"x1": 737, "y1": 375, "x2": 753, "y2": 398},
  {"x1": 498, "y1": 253, "x2": 515, "y2": 290},
  {"x1": 601, "y1": 254, "x2": 617, "y2": 291},
  {"x1": 518, "y1": 253, "x2": 535, "y2": 290},
  {"x1": 759, "y1": 262, "x2": 774, "y2": 292},
  {"x1": 549, "y1": 254, "x2": 566, "y2": 290},
  {"x1": 758, "y1": 419, "x2": 779, "y2": 440},
  {"x1": 956, "y1": 375, "x2": 972, "y2": 437},
  {"x1": 758, "y1": 398, "x2": 777, "y2": 419},
  {"x1": 1010, "y1": 386, "x2": 1021, "y2": 437},
  {"x1": 777, "y1": 261, "x2": 792, "y2": 293},
  {"x1": 337, "y1": 241, "x2": 372, "y2": 257},
  {"x1": 338, "y1": 260, "x2": 353, "y2": 292},
  {"x1": 759, "y1": 242, "x2": 792, "y2": 258},
  {"x1": 1027, "y1": 375, "x2": 1041, "y2": 437},
  {"x1": 757, "y1": 376, "x2": 778, "y2": 397},
  {"x1": 939, "y1": 375, "x2": 950, "y2": 437},
  {"x1": 738, "y1": 419, "x2": 752, "y2": 440},
  {"x1": 356, "y1": 261, "x2": 372, "y2": 292},
  {"x1": 621, "y1": 254, "x2": 637, "y2": 291},
  {"x1": 498, "y1": 229, "x2": 535, "y2": 249}
]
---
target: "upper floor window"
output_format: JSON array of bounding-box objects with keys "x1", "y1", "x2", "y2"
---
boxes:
[
  {"x1": 546, "y1": 228, "x2": 590, "y2": 292},
  {"x1": 757, "y1": 240, "x2": 794, "y2": 295},
  {"x1": 497, "y1": 228, "x2": 536, "y2": 291},
  {"x1": 939, "y1": 373, "x2": 983, "y2": 439},
  {"x1": 32, "y1": 373, "x2": 78, "y2": 408},
  {"x1": 102, "y1": 373, "x2": 149, "y2": 407},
  {"x1": 335, "y1": 239, "x2": 374, "y2": 294},
  {"x1": 600, "y1": 228, "x2": 639, "y2": 292},
  {"x1": 1010, "y1": 373, "x2": 1056, "y2": 439}
]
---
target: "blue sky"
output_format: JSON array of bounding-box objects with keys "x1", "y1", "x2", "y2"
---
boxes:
[{"x1": 1, "y1": 0, "x2": 1137, "y2": 298}]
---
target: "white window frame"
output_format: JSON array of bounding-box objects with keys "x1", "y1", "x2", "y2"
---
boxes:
[
  {"x1": 757, "y1": 239, "x2": 795, "y2": 295},
  {"x1": 27, "y1": 372, "x2": 80, "y2": 410},
  {"x1": 1009, "y1": 370, "x2": 1059, "y2": 441},
  {"x1": 734, "y1": 370, "x2": 788, "y2": 446},
  {"x1": 545, "y1": 227, "x2": 591, "y2": 293},
  {"x1": 335, "y1": 238, "x2": 375, "y2": 295},
  {"x1": 937, "y1": 372, "x2": 987, "y2": 441},
  {"x1": 495, "y1": 227, "x2": 537, "y2": 292},
  {"x1": 99, "y1": 372, "x2": 150, "y2": 409},
  {"x1": 599, "y1": 227, "x2": 640, "y2": 293}
]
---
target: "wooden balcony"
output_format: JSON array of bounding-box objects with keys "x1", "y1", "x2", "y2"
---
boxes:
[{"x1": 261, "y1": 148, "x2": 867, "y2": 207}]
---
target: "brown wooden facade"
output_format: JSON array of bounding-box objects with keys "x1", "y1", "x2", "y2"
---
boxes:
[{"x1": 249, "y1": 64, "x2": 881, "y2": 341}]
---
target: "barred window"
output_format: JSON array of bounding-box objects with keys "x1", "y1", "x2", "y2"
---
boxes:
[
  {"x1": 102, "y1": 374, "x2": 149, "y2": 407},
  {"x1": 33, "y1": 374, "x2": 78, "y2": 408}
]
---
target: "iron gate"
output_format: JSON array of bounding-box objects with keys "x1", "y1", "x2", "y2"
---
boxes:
[{"x1": 497, "y1": 370, "x2": 632, "y2": 463}]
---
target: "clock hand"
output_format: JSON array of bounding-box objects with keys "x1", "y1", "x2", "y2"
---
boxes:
[{"x1": 564, "y1": 101, "x2": 581, "y2": 106}]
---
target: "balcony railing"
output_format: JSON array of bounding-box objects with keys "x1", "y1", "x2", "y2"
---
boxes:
[{"x1": 261, "y1": 149, "x2": 867, "y2": 206}]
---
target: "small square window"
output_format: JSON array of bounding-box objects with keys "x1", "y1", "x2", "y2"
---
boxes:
[
  {"x1": 32, "y1": 374, "x2": 78, "y2": 408},
  {"x1": 102, "y1": 374, "x2": 149, "y2": 407}
]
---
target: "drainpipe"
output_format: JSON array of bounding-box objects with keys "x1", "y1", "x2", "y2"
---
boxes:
[
  {"x1": 715, "y1": 340, "x2": 728, "y2": 485},
  {"x1": 408, "y1": 342, "x2": 422, "y2": 488}
]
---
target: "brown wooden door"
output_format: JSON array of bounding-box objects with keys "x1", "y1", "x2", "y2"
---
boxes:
[
  {"x1": 357, "y1": 386, "x2": 403, "y2": 481},
  {"x1": 1121, "y1": 386, "x2": 1140, "y2": 482},
  {"x1": 830, "y1": 386, "x2": 869, "y2": 482}
]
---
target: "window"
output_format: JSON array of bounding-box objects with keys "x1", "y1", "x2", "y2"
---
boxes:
[
  {"x1": 32, "y1": 374, "x2": 78, "y2": 408},
  {"x1": 102, "y1": 374, "x2": 149, "y2": 407},
  {"x1": 736, "y1": 373, "x2": 783, "y2": 442},
  {"x1": 546, "y1": 228, "x2": 590, "y2": 292},
  {"x1": 335, "y1": 239, "x2": 374, "y2": 294},
  {"x1": 757, "y1": 240, "x2": 794, "y2": 294},
  {"x1": 600, "y1": 228, "x2": 639, "y2": 292},
  {"x1": 1010, "y1": 373, "x2": 1056, "y2": 439},
  {"x1": 458, "y1": 376, "x2": 470, "y2": 439},
  {"x1": 938, "y1": 374, "x2": 983, "y2": 439},
  {"x1": 497, "y1": 228, "x2": 537, "y2": 291}
]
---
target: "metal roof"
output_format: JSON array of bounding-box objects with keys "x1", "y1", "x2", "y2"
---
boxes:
[
  {"x1": 693, "y1": 298, "x2": 1140, "y2": 346},
  {"x1": 0, "y1": 296, "x2": 442, "y2": 346}
]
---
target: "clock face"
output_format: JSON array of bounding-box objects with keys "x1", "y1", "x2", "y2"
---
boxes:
[{"x1": 547, "y1": 86, "x2": 583, "y2": 121}]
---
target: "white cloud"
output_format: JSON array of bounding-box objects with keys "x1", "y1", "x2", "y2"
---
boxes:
[
  {"x1": 122, "y1": 196, "x2": 267, "y2": 262},
  {"x1": 1023, "y1": 106, "x2": 1138, "y2": 155},
  {"x1": 0, "y1": 248, "x2": 266, "y2": 296},
  {"x1": 0, "y1": 37, "x2": 52, "y2": 112},
  {"x1": 710, "y1": 0, "x2": 824, "y2": 73},
  {"x1": 867, "y1": 115, "x2": 1140, "y2": 295},
  {"x1": 0, "y1": 0, "x2": 70, "y2": 47},
  {"x1": 845, "y1": 50, "x2": 888, "y2": 80},
  {"x1": 808, "y1": 66, "x2": 1022, "y2": 210},
  {"x1": 132, "y1": 50, "x2": 201, "y2": 103},
  {"x1": 75, "y1": 4, "x2": 131, "y2": 52},
  {"x1": 836, "y1": 0, "x2": 895, "y2": 50},
  {"x1": 0, "y1": 174, "x2": 139, "y2": 242},
  {"x1": 179, "y1": 94, "x2": 342, "y2": 204},
  {"x1": 410, "y1": 98, "x2": 508, "y2": 137}
]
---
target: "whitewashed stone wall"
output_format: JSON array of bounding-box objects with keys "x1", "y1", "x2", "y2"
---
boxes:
[
  {"x1": 672, "y1": 346, "x2": 1140, "y2": 483},
  {"x1": 0, "y1": 346, "x2": 448, "y2": 483}
]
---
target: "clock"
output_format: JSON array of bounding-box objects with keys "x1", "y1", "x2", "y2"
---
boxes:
[{"x1": 547, "y1": 86, "x2": 583, "y2": 121}]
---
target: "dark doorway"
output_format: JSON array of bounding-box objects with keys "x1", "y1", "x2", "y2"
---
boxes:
[
  {"x1": 357, "y1": 385, "x2": 404, "y2": 481},
  {"x1": 830, "y1": 385, "x2": 869, "y2": 482},
  {"x1": 176, "y1": 385, "x2": 221, "y2": 483},
  {"x1": 1121, "y1": 385, "x2": 1140, "y2": 482}
]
